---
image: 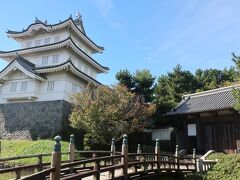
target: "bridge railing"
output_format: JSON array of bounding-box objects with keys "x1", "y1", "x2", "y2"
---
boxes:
[
  {"x1": 0, "y1": 135, "x2": 114, "y2": 179},
  {"x1": 0, "y1": 135, "x2": 208, "y2": 180}
]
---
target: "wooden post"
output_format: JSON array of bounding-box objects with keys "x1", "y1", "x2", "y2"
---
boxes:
[
  {"x1": 109, "y1": 138, "x2": 116, "y2": 179},
  {"x1": 37, "y1": 155, "x2": 43, "y2": 171},
  {"x1": 193, "y1": 148, "x2": 197, "y2": 172},
  {"x1": 121, "y1": 134, "x2": 128, "y2": 180},
  {"x1": 155, "y1": 139, "x2": 161, "y2": 171},
  {"x1": 50, "y1": 135, "x2": 62, "y2": 180},
  {"x1": 111, "y1": 138, "x2": 116, "y2": 156},
  {"x1": 93, "y1": 153, "x2": 100, "y2": 180},
  {"x1": 69, "y1": 134, "x2": 75, "y2": 162},
  {"x1": 0, "y1": 141, "x2": 1, "y2": 156},
  {"x1": 69, "y1": 134, "x2": 75, "y2": 173},
  {"x1": 175, "y1": 145, "x2": 180, "y2": 171},
  {"x1": 15, "y1": 167, "x2": 21, "y2": 179},
  {"x1": 137, "y1": 144, "x2": 141, "y2": 161}
]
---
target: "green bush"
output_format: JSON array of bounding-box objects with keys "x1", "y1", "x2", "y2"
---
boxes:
[{"x1": 205, "y1": 153, "x2": 240, "y2": 180}]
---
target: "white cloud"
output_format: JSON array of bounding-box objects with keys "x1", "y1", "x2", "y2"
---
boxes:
[
  {"x1": 93, "y1": 0, "x2": 113, "y2": 18},
  {"x1": 149, "y1": 0, "x2": 240, "y2": 68}
]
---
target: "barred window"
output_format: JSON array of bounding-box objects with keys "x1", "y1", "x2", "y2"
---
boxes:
[
  {"x1": 35, "y1": 39, "x2": 41, "y2": 46},
  {"x1": 20, "y1": 81, "x2": 28, "y2": 92},
  {"x1": 84, "y1": 66, "x2": 88, "y2": 74},
  {"x1": 10, "y1": 82, "x2": 17, "y2": 92},
  {"x1": 78, "y1": 61, "x2": 82, "y2": 70},
  {"x1": 52, "y1": 54, "x2": 59, "y2": 64},
  {"x1": 47, "y1": 81, "x2": 55, "y2": 92},
  {"x1": 0, "y1": 86, "x2": 2, "y2": 95},
  {"x1": 44, "y1": 38, "x2": 50, "y2": 45},
  {"x1": 72, "y1": 83, "x2": 77, "y2": 93},
  {"x1": 54, "y1": 36, "x2": 60, "y2": 43},
  {"x1": 42, "y1": 56, "x2": 49, "y2": 66},
  {"x1": 26, "y1": 41, "x2": 32, "y2": 48}
]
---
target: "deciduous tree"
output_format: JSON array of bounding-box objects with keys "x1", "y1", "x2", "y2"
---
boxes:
[{"x1": 69, "y1": 84, "x2": 155, "y2": 149}]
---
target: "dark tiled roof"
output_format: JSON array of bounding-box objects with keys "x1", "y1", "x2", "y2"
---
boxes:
[
  {"x1": 167, "y1": 85, "x2": 240, "y2": 115},
  {"x1": 0, "y1": 56, "x2": 46, "y2": 79}
]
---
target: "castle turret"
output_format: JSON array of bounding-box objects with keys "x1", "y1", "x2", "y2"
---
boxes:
[{"x1": 0, "y1": 14, "x2": 108, "y2": 139}]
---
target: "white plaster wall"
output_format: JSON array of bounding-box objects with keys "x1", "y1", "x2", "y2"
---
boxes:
[
  {"x1": 20, "y1": 30, "x2": 69, "y2": 48},
  {"x1": 70, "y1": 32, "x2": 94, "y2": 55},
  {"x1": 22, "y1": 48, "x2": 98, "y2": 79},
  {"x1": 151, "y1": 128, "x2": 173, "y2": 141},
  {"x1": 0, "y1": 70, "x2": 38, "y2": 103},
  {"x1": 0, "y1": 71, "x2": 89, "y2": 104},
  {"x1": 63, "y1": 73, "x2": 88, "y2": 101},
  {"x1": 20, "y1": 29, "x2": 95, "y2": 56},
  {"x1": 22, "y1": 49, "x2": 68, "y2": 67},
  {"x1": 66, "y1": 50, "x2": 98, "y2": 79}
]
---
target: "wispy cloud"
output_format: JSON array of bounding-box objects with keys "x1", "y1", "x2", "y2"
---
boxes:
[
  {"x1": 93, "y1": 0, "x2": 113, "y2": 18},
  {"x1": 148, "y1": 0, "x2": 240, "y2": 71},
  {"x1": 92, "y1": 0, "x2": 126, "y2": 30}
]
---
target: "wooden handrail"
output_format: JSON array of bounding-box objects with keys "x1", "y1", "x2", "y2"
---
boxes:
[
  {"x1": 0, "y1": 150, "x2": 112, "y2": 162},
  {"x1": 128, "y1": 153, "x2": 156, "y2": 156},
  {"x1": 20, "y1": 167, "x2": 55, "y2": 180},
  {"x1": 0, "y1": 164, "x2": 39, "y2": 173},
  {"x1": 61, "y1": 154, "x2": 123, "y2": 169},
  {"x1": 75, "y1": 150, "x2": 112, "y2": 154},
  {"x1": 0, "y1": 152, "x2": 70, "y2": 162}
]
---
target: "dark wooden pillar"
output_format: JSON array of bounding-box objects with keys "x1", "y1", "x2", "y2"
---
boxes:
[
  {"x1": 196, "y1": 117, "x2": 202, "y2": 153},
  {"x1": 183, "y1": 119, "x2": 188, "y2": 150}
]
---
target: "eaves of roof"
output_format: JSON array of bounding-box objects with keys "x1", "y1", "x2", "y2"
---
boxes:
[
  {"x1": 6, "y1": 17, "x2": 104, "y2": 52},
  {"x1": 0, "y1": 37, "x2": 109, "y2": 72},
  {"x1": 35, "y1": 60, "x2": 102, "y2": 85}
]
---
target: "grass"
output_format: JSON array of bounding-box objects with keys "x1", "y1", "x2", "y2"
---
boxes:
[
  {"x1": 0, "y1": 139, "x2": 70, "y2": 165},
  {"x1": 0, "y1": 139, "x2": 71, "y2": 179}
]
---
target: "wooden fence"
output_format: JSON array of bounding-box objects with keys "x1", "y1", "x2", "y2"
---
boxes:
[{"x1": 0, "y1": 135, "x2": 217, "y2": 180}]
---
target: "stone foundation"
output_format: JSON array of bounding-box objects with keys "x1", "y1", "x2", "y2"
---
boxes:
[{"x1": 0, "y1": 100, "x2": 72, "y2": 140}]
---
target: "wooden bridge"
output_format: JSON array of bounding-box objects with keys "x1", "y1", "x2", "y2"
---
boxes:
[{"x1": 0, "y1": 135, "x2": 217, "y2": 180}]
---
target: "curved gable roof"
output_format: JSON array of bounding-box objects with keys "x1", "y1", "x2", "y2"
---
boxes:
[
  {"x1": 0, "y1": 38, "x2": 109, "y2": 73},
  {"x1": 0, "y1": 56, "x2": 46, "y2": 81},
  {"x1": 35, "y1": 59, "x2": 101, "y2": 85},
  {"x1": 6, "y1": 17, "x2": 104, "y2": 53}
]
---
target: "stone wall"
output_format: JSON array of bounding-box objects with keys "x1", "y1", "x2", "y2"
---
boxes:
[{"x1": 0, "y1": 100, "x2": 72, "y2": 140}]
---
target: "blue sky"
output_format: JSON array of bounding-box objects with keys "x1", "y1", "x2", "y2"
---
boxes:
[{"x1": 0, "y1": 0, "x2": 240, "y2": 85}]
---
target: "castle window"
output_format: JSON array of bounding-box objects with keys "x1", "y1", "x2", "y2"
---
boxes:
[
  {"x1": 72, "y1": 83, "x2": 77, "y2": 93},
  {"x1": 90, "y1": 70, "x2": 94, "y2": 77},
  {"x1": 10, "y1": 82, "x2": 17, "y2": 92},
  {"x1": 0, "y1": 86, "x2": 2, "y2": 95},
  {"x1": 54, "y1": 36, "x2": 60, "y2": 43},
  {"x1": 44, "y1": 38, "x2": 50, "y2": 45},
  {"x1": 26, "y1": 41, "x2": 32, "y2": 48},
  {"x1": 52, "y1": 54, "x2": 59, "y2": 64},
  {"x1": 42, "y1": 56, "x2": 49, "y2": 66},
  {"x1": 78, "y1": 61, "x2": 82, "y2": 70},
  {"x1": 20, "y1": 81, "x2": 28, "y2": 92},
  {"x1": 47, "y1": 81, "x2": 55, "y2": 91},
  {"x1": 84, "y1": 66, "x2": 88, "y2": 74},
  {"x1": 35, "y1": 39, "x2": 41, "y2": 46}
]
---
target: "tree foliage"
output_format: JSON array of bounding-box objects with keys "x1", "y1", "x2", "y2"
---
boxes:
[
  {"x1": 155, "y1": 64, "x2": 197, "y2": 113},
  {"x1": 116, "y1": 69, "x2": 135, "y2": 90},
  {"x1": 116, "y1": 69, "x2": 155, "y2": 102},
  {"x1": 134, "y1": 69, "x2": 155, "y2": 102},
  {"x1": 69, "y1": 84, "x2": 155, "y2": 149},
  {"x1": 232, "y1": 52, "x2": 240, "y2": 111}
]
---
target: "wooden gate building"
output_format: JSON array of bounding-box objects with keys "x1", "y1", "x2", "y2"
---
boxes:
[{"x1": 168, "y1": 84, "x2": 240, "y2": 153}]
